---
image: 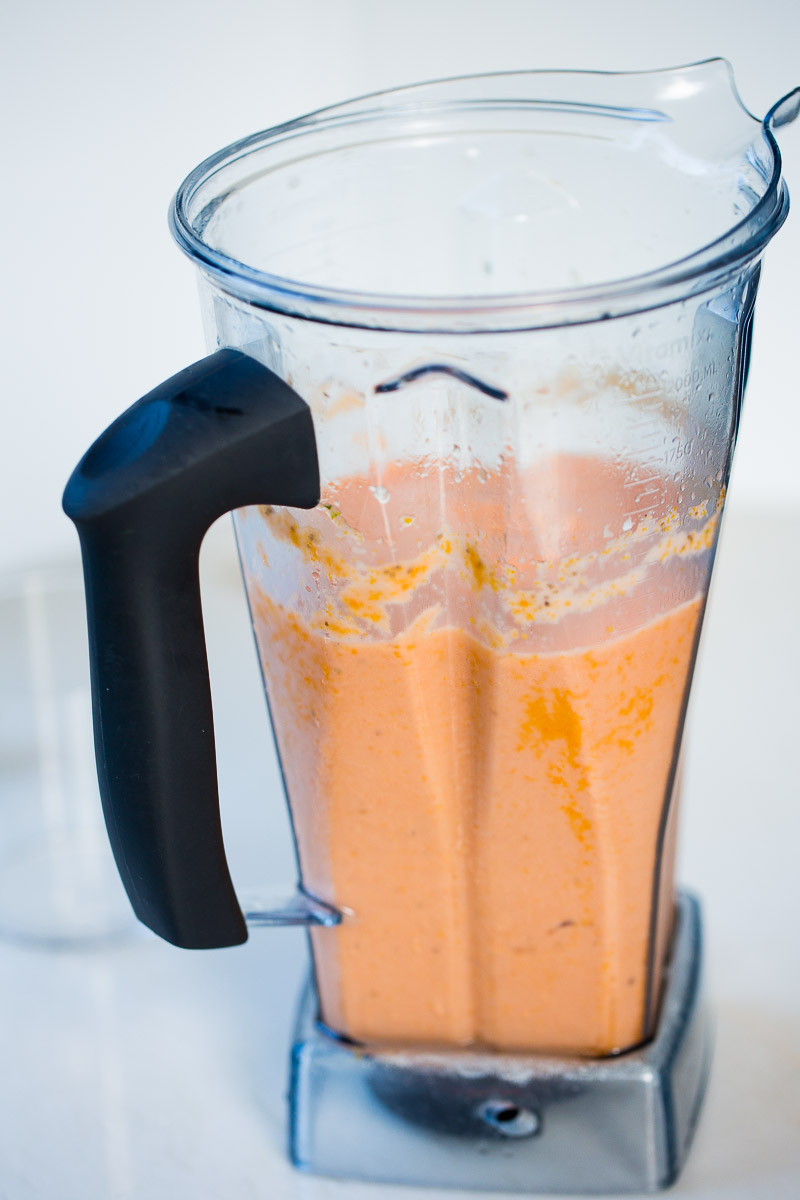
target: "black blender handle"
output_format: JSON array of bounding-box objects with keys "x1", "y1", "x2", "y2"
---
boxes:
[{"x1": 62, "y1": 350, "x2": 320, "y2": 949}]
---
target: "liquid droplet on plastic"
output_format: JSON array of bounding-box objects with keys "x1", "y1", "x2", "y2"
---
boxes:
[{"x1": 622, "y1": 517, "x2": 633, "y2": 532}]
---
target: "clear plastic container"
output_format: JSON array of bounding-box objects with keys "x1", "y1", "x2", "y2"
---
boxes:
[{"x1": 67, "y1": 61, "x2": 799, "y2": 1056}]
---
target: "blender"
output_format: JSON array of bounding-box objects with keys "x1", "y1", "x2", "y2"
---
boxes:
[{"x1": 63, "y1": 62, "x2": 798, "y2": 1193}]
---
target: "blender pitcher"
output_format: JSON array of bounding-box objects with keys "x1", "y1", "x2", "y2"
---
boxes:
[{"x1": 64, "y1": 62, "x2": 798, "y2": 1193}]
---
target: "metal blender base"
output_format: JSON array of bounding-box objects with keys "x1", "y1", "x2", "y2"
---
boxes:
[{"x1": 289, "y1": 891, "x2": 712, "y2": 1194}]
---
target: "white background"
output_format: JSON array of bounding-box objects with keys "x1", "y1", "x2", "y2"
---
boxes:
[
  {"x1": 2, "y1": 6, "x2": 800, "y2": 1197},
  {"x1": 1, "y1": 0, "x2": 800, "y2": 572}
]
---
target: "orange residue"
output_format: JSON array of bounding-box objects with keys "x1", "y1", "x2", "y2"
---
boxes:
[
  {"x1": 518, "y1": 689, "x2": 582, "y2": 767},
  {"x1": 561, "y1": 799, "x2": 593, "y2": 847},
  {"x1": 465, "y1": 542, "x2": 498, "y2": 592}
]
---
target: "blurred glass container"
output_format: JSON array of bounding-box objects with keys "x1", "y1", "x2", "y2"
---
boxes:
[{"x1": 0, "y1": 566, "x2": 136, "y2": 947}]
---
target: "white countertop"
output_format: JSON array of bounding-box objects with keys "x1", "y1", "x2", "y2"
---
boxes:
[{"x1": 2, "y1": 497, "x2": 799, "y2": 1200}]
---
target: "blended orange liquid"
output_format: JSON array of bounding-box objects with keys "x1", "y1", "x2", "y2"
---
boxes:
[{"x1": 244, "y1": 455, "x2": 712, "y2": 1055}]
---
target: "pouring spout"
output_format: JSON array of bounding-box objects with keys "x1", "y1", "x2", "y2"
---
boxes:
[{"x1": 767, "y1": 87, "x2": 800, "y2": 129}]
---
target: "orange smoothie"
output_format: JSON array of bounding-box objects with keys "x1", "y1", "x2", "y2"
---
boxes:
[{"x1": 242, "y1": 455, "x2": 714, "y2": 1055}]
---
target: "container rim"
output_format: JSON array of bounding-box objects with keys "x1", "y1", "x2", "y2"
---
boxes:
[{"x1": 169, "y1": 60, "x2": 792, "y2": 334}]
